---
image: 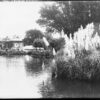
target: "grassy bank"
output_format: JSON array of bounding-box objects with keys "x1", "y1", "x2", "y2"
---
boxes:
[{"x1": 52, "y1": 49, "x2": 100, "y2": 81}]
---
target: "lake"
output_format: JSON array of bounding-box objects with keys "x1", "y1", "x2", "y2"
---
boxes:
[{"x1": 0, "y1": 55, "x2": 100, "y2": 98}]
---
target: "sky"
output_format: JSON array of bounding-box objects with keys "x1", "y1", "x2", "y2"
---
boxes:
[{"x1": 0, "y1": 1, "x2": 54, "y2": 40}]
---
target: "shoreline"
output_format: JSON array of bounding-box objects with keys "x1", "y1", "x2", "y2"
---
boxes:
[{"x1": 0, "y1": 50, "x2": 54, "y2": 58}]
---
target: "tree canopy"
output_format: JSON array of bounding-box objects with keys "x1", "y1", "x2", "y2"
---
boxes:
[
  {"x1": 23, "y1": 29, "x2": 44, "y2": 46},
  {"x1": 37, "y1": 1, "x2": 100, "y2": 37}
]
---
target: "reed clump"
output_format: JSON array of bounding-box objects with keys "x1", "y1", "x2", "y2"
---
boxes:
[{"x1": 52, "y1": 23, "x2": 100, "y2": 81}]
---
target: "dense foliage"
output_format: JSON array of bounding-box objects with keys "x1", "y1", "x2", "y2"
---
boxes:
[
  {"x1": 33, "y1": 38, "x2": 46, "y2": 49},
  {"x1": 37, "y1": 1, "x2": 100, "y2": 37},
  {"x1": 23, "y1": 29, "x2": 44, "y2": 45},
  {"x1": 54, "y1": 49, "x2": 100, "y2": 81},
  {"x1": 49, "y1": 37, "x2": 65, "y2": 52}
]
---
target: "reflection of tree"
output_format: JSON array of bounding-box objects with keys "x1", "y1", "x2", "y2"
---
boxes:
[
  {"x1": 39, "y1": 78, "x2": 55, "y2": 98},
  {"x1": 24, "y1": 56, "x2": 51, "y2": 74},
  {"x1": 40, "y1": 79, "x2": 100, "y2": 98},
  {"x1": 25, "y1": 58, "x2": 43, "y2": 76}
]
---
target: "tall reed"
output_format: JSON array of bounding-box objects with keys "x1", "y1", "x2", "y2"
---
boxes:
[{"x1": 52, "y1": 23, "x2": 100, "y2": 81}]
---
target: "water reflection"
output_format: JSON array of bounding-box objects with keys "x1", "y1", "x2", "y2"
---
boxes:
[
  {"x1": 40, "y1": 78, "x2": 100, "y2": 98},
  {"x1": 0, "y1": 55, "x2": 48, "y2": 98},
  {"x1": 24, "y1": 55, "x2": 52, "y2": 76},
  {"x1": 0, "y1": 55, "x2": 100, "y2": 98},
  {"x1": 24, "y1": 56, "x2": 42, "y2": 76}
]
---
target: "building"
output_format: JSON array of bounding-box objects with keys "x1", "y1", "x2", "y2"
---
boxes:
[
  {"x1": 0, "y1": 40, "x2": 24, "y2": 51},
  {"x1": 11, "y1": 40, "x2": 24, "y2": 51}
]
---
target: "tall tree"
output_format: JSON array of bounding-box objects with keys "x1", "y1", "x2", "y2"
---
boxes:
[{"x1": 37, "y1": 1, "x2": 100, "y2": 37}]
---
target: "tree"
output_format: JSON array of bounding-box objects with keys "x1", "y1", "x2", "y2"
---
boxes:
[
  {"x1": 33, "y1": 38, "x2": 46, "y2": 49},
  {"x1": 49, "y1": 37, "x2": 65, "y2": 52},
  {"x1": 37, "y1": 1, "x2": 100, "y2": 37},
  {"x1": 23, "y1": 29, "x2": 44, "y2": 45}
]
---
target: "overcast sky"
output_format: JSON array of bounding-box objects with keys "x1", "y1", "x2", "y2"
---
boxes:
[{"x1": 0, "y1": 1, "x2": 54, "y2": 39}]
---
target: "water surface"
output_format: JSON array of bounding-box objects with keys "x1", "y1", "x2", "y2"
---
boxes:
[{"x1": 0, "y1": 55, "x2": 100, "y2": 98}]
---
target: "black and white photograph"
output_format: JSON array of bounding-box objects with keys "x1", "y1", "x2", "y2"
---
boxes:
[{"x1": 0, "y1": 0, "x2": 100, "y2": 98}]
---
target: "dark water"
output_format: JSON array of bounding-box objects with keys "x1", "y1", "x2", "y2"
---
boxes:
[{"x1": 0, "y1": 55, "x2": 100, "y2": 98}]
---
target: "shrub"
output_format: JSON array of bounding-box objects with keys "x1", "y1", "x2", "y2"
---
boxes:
[
  {"x1": 49, "y1": 37, "x2": 65, "y2": 52},
  {"x1": 53, "y1": 49, "x2": 100, "y2": 81},
  {"x1": 33, "y1": 38, "x2": 46, "y2": 49}
]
